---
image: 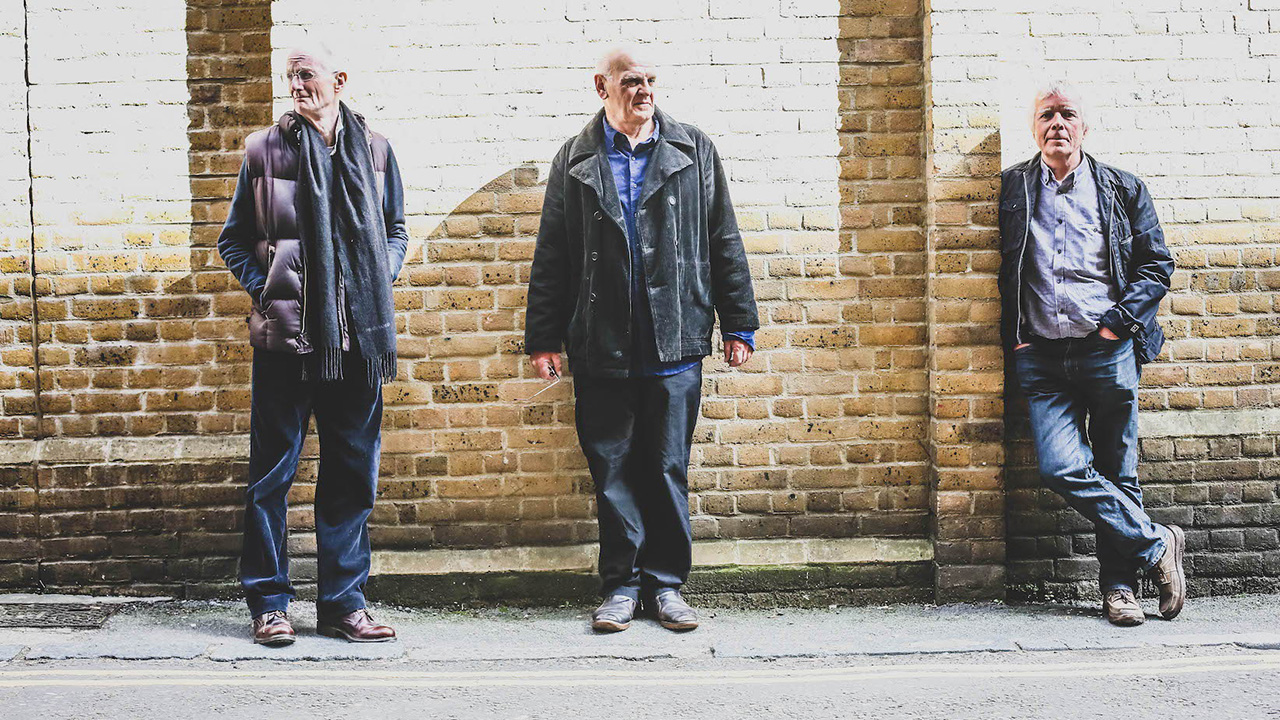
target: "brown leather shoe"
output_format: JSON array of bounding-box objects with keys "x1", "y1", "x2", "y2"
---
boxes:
[
  {"x1": 1148, "y1": 524, "x2": 1186, "y2": 620},
  {"x1": 1103, "y1": 588, "x2": 1145, "y2": 626},
  {"x1": 252, "y1": 610, "x2": 296, "y2": 646},
  {"x1": 317, "y1": 609, "x2": 397, "y2": 643}
]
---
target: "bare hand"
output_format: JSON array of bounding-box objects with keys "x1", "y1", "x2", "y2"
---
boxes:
[
  {"x1": 530, "y1": 352, "x2": 563, "y2": 380},
  {"x1": 1098, "y1": 327, "x2": 1120, "y2": 341},
  {"x1": 724, "y1": 339, "x2": 753, "y2": 368}
]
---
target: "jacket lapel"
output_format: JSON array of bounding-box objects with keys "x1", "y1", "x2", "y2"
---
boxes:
[
  {"x1": 1088, "y1": 152, "x2": 1116, "y2": 243},
  {"x1": 638, "y1": 109, "x2": 694, "y2": 210},
  {"x1": 566, "y1": 111, "x2": 627, "y2": 234}
]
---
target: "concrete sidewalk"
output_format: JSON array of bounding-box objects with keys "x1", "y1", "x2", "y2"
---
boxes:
[{"x1": 0, "y1": 593, "x2": 1276, "y2": 663}]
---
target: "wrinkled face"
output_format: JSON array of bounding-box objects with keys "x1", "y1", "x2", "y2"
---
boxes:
[
  {"x1": 1033, "y1": 93, "x2": 1087, "y2": 161},
  {"x1": 596, "y1": 58, "x2": 657, "y2": 127},
  {"x1": 286, "y1": 53, "x2": 344, "y2": 118}
]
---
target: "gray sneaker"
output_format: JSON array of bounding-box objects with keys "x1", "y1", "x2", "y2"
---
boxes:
[
  {"x1": 652, "y1": 588, "x2": 699, "y2": 631},
  {"x1": 591, "y1": 595, "x2": 637, "y2": 632}
]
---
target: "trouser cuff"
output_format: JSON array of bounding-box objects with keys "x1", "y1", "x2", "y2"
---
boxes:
[
  {"x1": 246, "y1": 595, "x2": 291, "y2": 618},
  {"x1": 602, "y1": 585, "x2": 640, "y2": 601}
]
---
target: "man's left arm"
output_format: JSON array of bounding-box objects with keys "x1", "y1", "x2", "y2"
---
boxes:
[
  {"x1": 382, "y1": 142, "x2": 409, "y2": 281},
  {"x1": 1098, "y1": 178, "x2": 1174, "y2": 339},
  {"x1": 702, "y1": 137, "x2": 759, "y2": 361}
]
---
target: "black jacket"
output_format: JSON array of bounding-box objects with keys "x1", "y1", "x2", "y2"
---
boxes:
[
  {"x1": 998, "y1": 152, "x2": 1173, "y2": 364},
  {"x1": 525, "y1": 108, "x2": 758, "y2": 377}
]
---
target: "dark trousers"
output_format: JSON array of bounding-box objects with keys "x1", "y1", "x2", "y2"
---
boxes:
[
  {"x1": 241, "y1": 349, "x2": 382, "y2": 618},
  {"x1": 574, "y1": 366, "x2": 702, "y2": 601},
  {"x1": 1014, "y1": 334, "x2": 1165, "y2": 593}
]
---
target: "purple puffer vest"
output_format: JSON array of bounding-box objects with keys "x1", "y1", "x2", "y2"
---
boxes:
[{"x1": 243, "y1": 112, "x2": 392, "y2": 354}]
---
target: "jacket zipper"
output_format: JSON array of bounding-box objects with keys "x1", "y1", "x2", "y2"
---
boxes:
[
  {"x1": 298, "y1": 246, "x2": 309, "y2": 346},
  {"x1": 1014, "y1": 170, "x2": 1032, "y2": 345}
]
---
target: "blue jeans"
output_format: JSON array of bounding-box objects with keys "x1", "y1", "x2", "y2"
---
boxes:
[
  {"x1": 240, "y1": 349, "x2": 382, "y2": 618},
  {"x1": 1014, "y1": 334, "x2": 1166, "y2": 593}
]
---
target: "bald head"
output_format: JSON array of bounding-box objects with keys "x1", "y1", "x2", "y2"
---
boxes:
[
  {"x1": 594, "y1": 47, "x2": 657, "y2": 134},
  {"x1": 596, "y1": 46, "x2": 653, "y2": 78}
]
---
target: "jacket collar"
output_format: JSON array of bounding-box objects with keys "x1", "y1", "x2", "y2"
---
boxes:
[
  {"x1": 567, "y1": 106, "x2": 694, "y2": 163},
  {"x1": 278, "y1": 102, "x2": 371, "y2": 147},
  {"x1": 566, "y1": 107, "x2": 695, "y2": 229},
  {"x1": 1021, "y1": 150, "x2": 1118, "y2": 241}
]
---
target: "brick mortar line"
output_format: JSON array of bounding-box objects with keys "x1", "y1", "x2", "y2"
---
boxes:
[{"x1": 21, "y1": 0, "x2": 45, "y2": 592}]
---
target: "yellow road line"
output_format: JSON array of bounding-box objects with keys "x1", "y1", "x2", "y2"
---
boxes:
[{"x1": 0, "y1": 654, "x2": 1276, "y2": 689}]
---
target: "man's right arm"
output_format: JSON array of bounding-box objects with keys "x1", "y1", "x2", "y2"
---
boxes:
[
  {"x1": 217, "y1": 159, "x2": 266, "y2": 302},
  {"x1": 524, "y1": 147, "x2": 572, "y2": 371}
]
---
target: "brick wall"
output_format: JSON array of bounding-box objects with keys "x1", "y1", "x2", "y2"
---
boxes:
[{"x1": 0, "y1": 0, "x2": 1275, "y2": 603}]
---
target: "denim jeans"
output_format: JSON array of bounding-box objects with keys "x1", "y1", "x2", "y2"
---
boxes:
[
  {"x1": 240, "y1": 349, "x2": 382, "y2": 618},
  {"x1": 573, "y1": 365, "x2": 702, "y2": 601},
  {"x1": 1014, "y1": 334, "x2": 1166, "y2": 593}
]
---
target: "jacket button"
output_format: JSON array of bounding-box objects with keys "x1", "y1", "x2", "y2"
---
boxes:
[
  {"x1": 594, "y1": 211, "x2": 603, "y2": 221},
  {"x1": 590, "y1": 293, "x2": 596, "y2": 302},
  {"x1": 667, "y1": 196, "x2": 676, "y2": 205},
  {"x1": 590, "y1": 251, "x2": 598, "y2": 261}
]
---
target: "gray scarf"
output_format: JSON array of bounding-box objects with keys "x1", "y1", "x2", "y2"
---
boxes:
[{"x1": 293, "y1": 102, "x2": 398, "y2": 386}]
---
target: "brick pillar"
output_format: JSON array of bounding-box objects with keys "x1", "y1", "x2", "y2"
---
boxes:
[
  {"x1": 922, "y1": 0, "x2": 1006, "y2": 602},
  {"x1": 179, "y1": 0, "x2": 273, "y2": 595}
]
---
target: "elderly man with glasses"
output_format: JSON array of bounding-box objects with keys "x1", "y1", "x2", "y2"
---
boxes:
[{"x1": 217, "y1": 41, "x2": 408, "y2": 645}]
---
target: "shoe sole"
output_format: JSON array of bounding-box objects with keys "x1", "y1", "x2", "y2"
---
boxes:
[
  {"x1": 1161, "y1": 524, "x2": 1186, "y2": 620},
  {"x1": 254, "y1": 634, "x2": 296, "y2": 647},
  {"x1": 659, "y1": 619, "x2": 699, "y2": 632},
  {"x1": 316, "y1": 625, "x2": 397, "y2": 643},
  {"x1": 591, "y1": 619, "x2": 630, "y2": 632}
]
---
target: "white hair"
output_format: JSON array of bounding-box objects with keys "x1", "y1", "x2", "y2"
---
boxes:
[
  {"x1": 1030, "y1": 80, "x2": 1089, "y2": 126},
  {"x1": 285, "y1": 36, "x2": 345, "y2": 75}
]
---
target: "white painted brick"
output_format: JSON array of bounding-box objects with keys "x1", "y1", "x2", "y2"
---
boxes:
[
  {"x1": 1182, "y1": 34, "x2": 1250, "y2": 58},
  {"x1": 1028, "y1": 12, "x2": 1100, "y2": 36}
]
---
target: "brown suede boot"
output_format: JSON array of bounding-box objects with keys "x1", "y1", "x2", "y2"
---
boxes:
[
  {"x1": 1103, "y1": 588, "x2": 1145, "y2": 626},
  {"x1": 1148, "y1": 524, "x2": 1186, "y2": 620}
]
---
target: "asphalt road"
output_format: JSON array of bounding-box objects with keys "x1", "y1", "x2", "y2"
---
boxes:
[{"x1": 3, "y1": 645, "x2": 1278, "y2": 720}]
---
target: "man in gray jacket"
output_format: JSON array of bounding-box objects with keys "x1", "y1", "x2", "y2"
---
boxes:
[
  {"x1": 525, "y1": 48, "x2": 758, "y2": 633},
  {"x1": 218, "y1": 41, "x2": 407, "y2": 645}
]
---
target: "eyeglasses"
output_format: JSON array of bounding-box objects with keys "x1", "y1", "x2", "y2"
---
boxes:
[{"x1": 281, "y1": 69, "x2": 335, "y2": 84}]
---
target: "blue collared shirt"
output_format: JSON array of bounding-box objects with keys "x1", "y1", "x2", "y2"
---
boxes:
[
  {"x1": 1022, "y1": 156, "x2": 1119, "y2": 339},
  {"x1": 602, "y1": 116, "x2": 754, "y2": 376}
]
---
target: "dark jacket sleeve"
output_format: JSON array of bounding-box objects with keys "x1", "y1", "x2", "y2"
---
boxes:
[
  {"x1": 1098, "y1": 177, "x2": 1173, "y2": 339},
  {"x1": 702, "y1": 136, "x2": 759, "y2": 333},
  {"x1": 383, "y1": 142, "x2": 409, "y2": 281},
  {"x1": 524, "y1": 145, "x2": 572, "y2": 354},
  {"x1": 216, "y1": 159, "x2": 266, "y2": 300}
]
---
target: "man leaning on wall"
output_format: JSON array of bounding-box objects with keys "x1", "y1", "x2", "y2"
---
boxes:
[
  {"x1": 217, "y1": 40, "x2": 408, "y2": 645},
  {"x1": 998, "y1": 81, "x2": 1182, "y2": 627},
  {"x1": 525, "y1": 47, "x2": 759, "y2": 633}
]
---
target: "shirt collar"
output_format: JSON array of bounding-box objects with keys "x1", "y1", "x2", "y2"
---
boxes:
[
  {"x1": 328, "y1": 113, "x2": 345, "y2": 156},
  {"x1": 603, "y1": 115, "x2": 660, "y2": 155},
  {"x1": 1040, "y1": 154, "x2": 1088, "y2": 190}
]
